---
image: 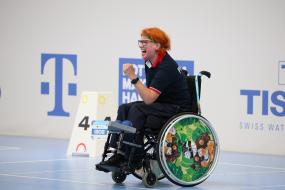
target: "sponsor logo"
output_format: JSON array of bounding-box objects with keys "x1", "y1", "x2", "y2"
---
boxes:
[
  {"x1": 41, "y1": 53, "x2": 77, "y2": 117},
  {"x1": 240, "y1": 62, "x2": 285, "y2": 132},
  {"x1": 278, "y1": 61, "x2": 285, "y2": 85},
  {"x1": 240, "y1": 90, "x2": 284, "y2": 116},
  {"x1": 118, "y1": 58, "x2": 194, "y2": 105}
]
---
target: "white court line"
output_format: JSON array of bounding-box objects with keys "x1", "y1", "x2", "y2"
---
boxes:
[
  {"x1": 1, "y1": 159, "x2": 284, "y2": 189},
  {"x1": 219, "y1": 162, "x2": 285, "y2": 171},
  {"x1": 214, "y1": 170, "x2": 285, "y2": 176},
  {"x1": 217, "y1": 184, "x2": 285, "y2": 190},
  {"x1": 0, "y1": 158, "x2": 88, "y2": 165},
  {"x1": 213, "y1": 162, "x2": 285, "y2": 188},
  {"x1": 0, "y1": 146, "x2": 21, "y2": 151},
  {"x1": 8, "y1": 169, "x2": 90, "y2": 175},
  {"x1": 0, "y1": 173, "x2": 160, "y2": 190},
  {"x1": 0, "y1": 172, "x2": 284, "y2": 190}
]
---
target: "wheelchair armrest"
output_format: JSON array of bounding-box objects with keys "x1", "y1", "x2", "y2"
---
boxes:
[{"x1": 108, "y1": 121, "x2": 137, "y2": 134}]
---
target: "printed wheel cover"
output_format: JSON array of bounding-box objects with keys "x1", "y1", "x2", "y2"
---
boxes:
[{"x1": 159, "y1": 115, "x2": 219, "y2": 185}]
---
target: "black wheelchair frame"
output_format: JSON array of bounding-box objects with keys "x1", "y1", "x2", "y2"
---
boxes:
[{"x1": 96, "y1": 71, "x2": 219, "y2": 187}]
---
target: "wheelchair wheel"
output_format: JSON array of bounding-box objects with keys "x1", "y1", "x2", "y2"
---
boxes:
[
  {"x1": 112, "y1": 171, "x2": 127, "y2": 183},
  {"x1": 142, "y1": 171, "x2": 157, "y2": 188},
  {"x1": 157, "y1": 113, "x2": 219, "y2": 187}
]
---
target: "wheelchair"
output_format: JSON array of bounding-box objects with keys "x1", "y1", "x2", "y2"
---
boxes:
[{"x1": 96, "y1": 71, "x2": 220, "y2": 187}]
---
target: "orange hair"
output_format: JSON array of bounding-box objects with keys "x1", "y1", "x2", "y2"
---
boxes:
[{"x1": 141, "y1": 27, "x2": 171, "y2": 53}]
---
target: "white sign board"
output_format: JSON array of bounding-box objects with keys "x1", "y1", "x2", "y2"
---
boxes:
[{"x1": 67, "y1": 92, "x2": 116, "y2": 157}]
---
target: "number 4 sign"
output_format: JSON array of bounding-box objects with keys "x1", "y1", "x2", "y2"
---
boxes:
[
  {"x1": 67, "y1": 92, "x2": 116, "y2": 157},
  {"x1": 78, "y1": 116, "x2": 90, "y2": 130}
]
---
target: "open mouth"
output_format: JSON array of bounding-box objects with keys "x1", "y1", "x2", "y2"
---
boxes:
[
  {"x1": 141, "y1": 49, "x2": 147, "y2": 60},
  {"x1": 141, "y1": 50, "x2": 147, "y2": 57}
]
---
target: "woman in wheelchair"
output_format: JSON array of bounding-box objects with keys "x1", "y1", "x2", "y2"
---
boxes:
[
  {"x1": 96, "y1": 27, "x2": 219, "y2": 187},
  {"x1": 96, "y1": 27, "x2": 192, "y2": 167}
]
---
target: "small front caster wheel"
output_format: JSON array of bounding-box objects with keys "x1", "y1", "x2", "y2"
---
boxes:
[
  {"x1": 142, "y1": 172, "x2": 157, "y2": 188},
  {"x1": 112, "y1": 171, "x2": 127, "y2": 183}
]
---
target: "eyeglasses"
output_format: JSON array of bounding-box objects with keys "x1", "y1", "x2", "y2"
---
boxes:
[{"x1": 138, "y1": 39, "x2": 153, "y2": 47}]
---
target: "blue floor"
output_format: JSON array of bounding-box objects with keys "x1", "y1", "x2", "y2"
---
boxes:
[{"x1": 0, "y1": 135, "x2": 285, "y2": 190}]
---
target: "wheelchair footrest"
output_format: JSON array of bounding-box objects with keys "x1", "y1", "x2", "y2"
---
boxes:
[
  {"x1": 96, "y1": 163, "x2": 121, "y2": 173},
  {"x1": 108, "y1": 121, "x2": 136, "y2": 133}
]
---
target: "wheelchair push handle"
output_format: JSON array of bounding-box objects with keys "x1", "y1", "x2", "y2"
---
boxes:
[
  {"x1": 199, "y1": 71, "x2": 211, "y2": 78},
  {"x1": 178, "y1": 67, "x2": 211, "y2": 79}
]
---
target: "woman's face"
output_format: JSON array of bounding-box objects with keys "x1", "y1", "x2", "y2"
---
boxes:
[{"x1": 138, "y1": 35, "x2": 159, "y2": 61}]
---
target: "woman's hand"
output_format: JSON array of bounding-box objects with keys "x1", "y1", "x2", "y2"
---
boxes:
[{"x1": 123, "y1": 64, "x2": 137, "y2": 80}]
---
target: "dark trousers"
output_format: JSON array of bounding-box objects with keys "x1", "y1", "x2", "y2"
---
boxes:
[{"x1": 110, "y1": 101, "x2": 181, "y2": 157}]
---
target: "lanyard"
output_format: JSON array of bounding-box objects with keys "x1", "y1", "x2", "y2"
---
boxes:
[{"x1": 195, "y1": 74, "x2": 201, "y2": 115}]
